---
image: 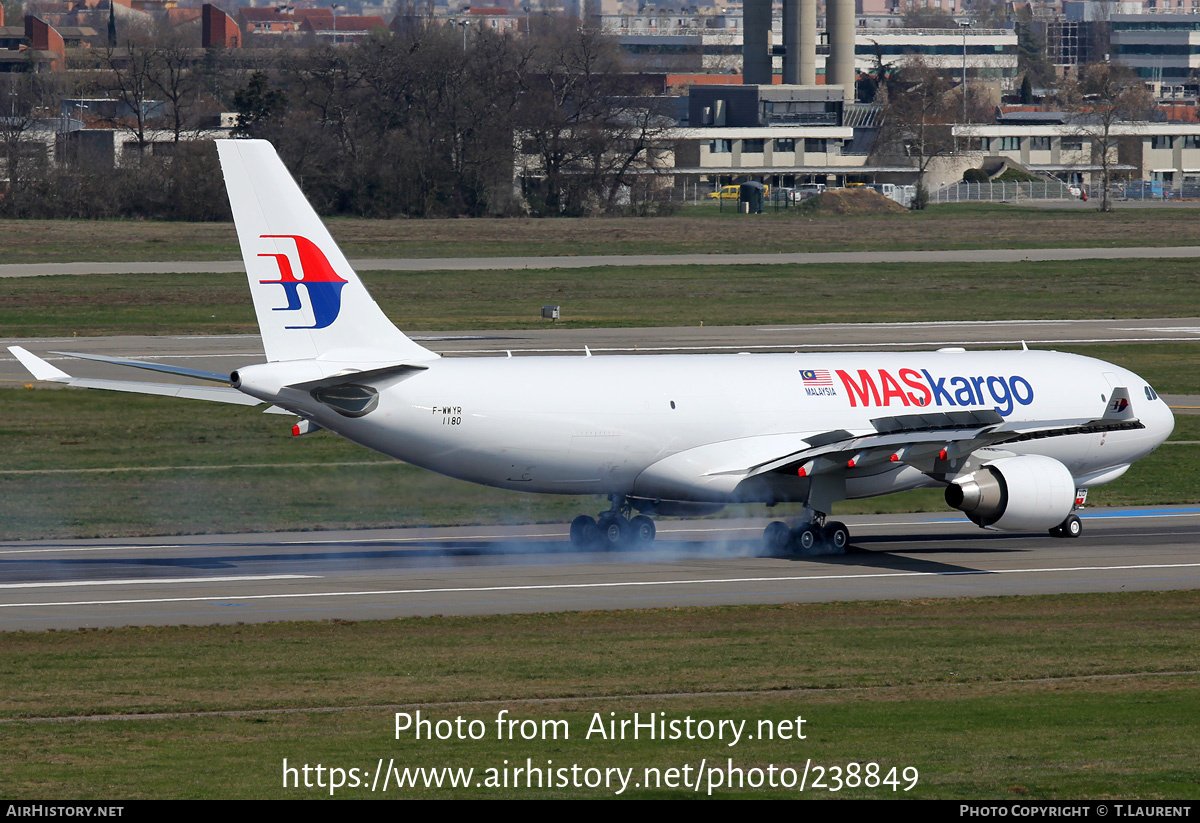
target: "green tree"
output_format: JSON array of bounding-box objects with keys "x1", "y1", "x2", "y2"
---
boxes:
[
  {"x1": 231, "y1": 71, "x2": 287, "y2": 138},
  {"x1": 1014, "y1": 5, "x2": 1053, "y2": 86},
  {"x1": 1020, "y1": 73, "x2": 1034, "y2": 104},
  {"x1": 0, "y1": 0, "x2": 22, "y2": 27}
]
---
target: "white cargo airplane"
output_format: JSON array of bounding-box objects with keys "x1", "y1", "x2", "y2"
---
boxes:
[{"x1": 9, "y1": 140, "x2": 1175, "y2": 552}]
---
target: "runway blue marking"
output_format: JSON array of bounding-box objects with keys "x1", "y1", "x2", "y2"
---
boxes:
[
  {"x1": 1077, "y1": 507, "x2": 1200, "y2": 519},
  {"x1": 885, "y1": 507, "x2": 1200, "y2": 524}
]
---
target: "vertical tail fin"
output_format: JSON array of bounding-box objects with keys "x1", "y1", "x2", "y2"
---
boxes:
[{"x1": 216, "y1": 139, "x2": 437, "y2": 364}]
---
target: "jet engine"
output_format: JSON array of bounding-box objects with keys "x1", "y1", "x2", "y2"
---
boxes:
[{"x1": 945, "y1": 454, "x2": 1076, "y2": 531}]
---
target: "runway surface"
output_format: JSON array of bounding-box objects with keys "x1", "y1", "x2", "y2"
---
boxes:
[
  {"x1": 2, "y1": 244, "x2": 1200, "y2": 276},
  {"x1": 2, "y1": 319, "x2": 1197, "y2": 630},
  {"x1": 1, "y1": 508, "x2": 1198, "y2": 630},
  {"x1": 4, "y1": 316, "x2": 1200, "y2": 390}
]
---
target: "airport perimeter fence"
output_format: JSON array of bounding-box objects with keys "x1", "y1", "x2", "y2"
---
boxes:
[{"x1": 931, "y1": 181, "x2": 1077, "y2": 203}]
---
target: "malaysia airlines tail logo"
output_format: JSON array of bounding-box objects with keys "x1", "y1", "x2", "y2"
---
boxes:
[{"x1": 257, "y1": 235, "x2": 348, "y2": 329}]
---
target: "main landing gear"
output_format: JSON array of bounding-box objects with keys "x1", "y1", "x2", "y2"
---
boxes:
[
  {"x1": 569, "y1": 496, "x2": 656, "y2": 550},
  {"x1": 762, "y1": 511, "x2": 850, "y2": 555}
]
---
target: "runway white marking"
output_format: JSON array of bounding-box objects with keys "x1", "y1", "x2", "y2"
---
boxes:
[
  {"x1": 0, "y1": 575, "x2": 317, "y2": 590},
  {"x1": 0, "y1": 461, "x2": 392, "y2": 476},
  {"x1": 439, "y1": 337, "x2": 1200, "y2": 356},
  {"x1": 762, "y1": 318, "x2": 1200, "y2": 330},
  {"x1": 5, "y1": 562, "x2": 1200, "y2": 610}
]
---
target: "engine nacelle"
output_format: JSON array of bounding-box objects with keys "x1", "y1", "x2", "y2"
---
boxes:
[{"x1": 945, "y1": 454, "x2": 1075, "y2": 531}]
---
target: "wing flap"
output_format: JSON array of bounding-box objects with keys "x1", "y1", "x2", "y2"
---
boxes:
[{"x1": 744, "y1": 412, "x2": 1146, "y2": 480}]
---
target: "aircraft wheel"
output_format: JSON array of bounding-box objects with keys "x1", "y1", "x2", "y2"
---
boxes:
[
  {"x1": 597, "y1": 513, "x2": 626, "y2": 549},
  {"x1": 824, "y1": 521, "x2": 850, "y2": 551},
  {"x1": 627, "y1": 515, "x2": 656, "y2": 545},
  {"x1": 794, "y1": 526, "x2": 818, "y2": 552},
  {"x1": 1063, "y1": 514, "x2": 1083, "y2": 538},
  {"x1": 763, "y1": 521, "x2": 791, "y2": 554},
  {"x1": 570, "y1": 515, "x2": 599, "y2": 548},
  {"x1": 1050, "y1": 515, "x2": 1083, "y2": 539}
]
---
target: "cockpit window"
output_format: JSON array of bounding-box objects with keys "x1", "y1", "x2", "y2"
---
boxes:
[{"x1": 1145, "y1": 385, "x2": 1159, "y2": 401}]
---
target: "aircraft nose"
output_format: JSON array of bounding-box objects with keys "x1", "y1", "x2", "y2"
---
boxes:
[{"x1": 1157, "y1": 397, "x2": 1177, "y2": 445}]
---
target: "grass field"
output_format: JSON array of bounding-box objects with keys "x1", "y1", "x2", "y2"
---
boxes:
[
  {"x1": 4, "y1": 203, "x2": 1200, "y2": 264},
  {"x1": 3, "y1": 257, "x2": 1200, "y2": 336},
  {"x1": 1, "y1": 591, "x2": 1196, "y2": 798},
  {"x1": 3, "y1": 209, "x2": 1199, "y2": 801}
]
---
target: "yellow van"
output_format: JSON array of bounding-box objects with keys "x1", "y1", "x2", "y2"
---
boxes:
[{"x1": 707, "y1": 183, "x2": 770, "y2": 200}]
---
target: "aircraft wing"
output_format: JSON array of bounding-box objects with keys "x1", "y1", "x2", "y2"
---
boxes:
[
  {"x1": 8, "y1": 346, "x2": 277, "y2": 410},
  {"x1": 743, "y1": 406, "x2": 1144, "y2": 480}
]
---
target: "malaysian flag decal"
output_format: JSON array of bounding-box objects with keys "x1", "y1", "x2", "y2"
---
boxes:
[{"x1": 800, "y1": 369, "x2": 833, "y2": 386}]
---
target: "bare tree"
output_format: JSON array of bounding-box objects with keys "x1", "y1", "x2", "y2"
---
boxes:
[
  {"x1": 1056, "y1": 62, "x2": 1155, "y2": 212},
  {"x1": 102, "y1": 22, "x2": 160, "y2": 155},
  {"x1": 518, "y1": 21, "x2": 674, "y2": 215},
  {"x1": 873, "y1": 57, "x2": 957, "y2": 208},
  {"x1": 969, "y1": 0, "x2": 1010, "y2": 29},
  {"x1": 148, "y1": 21, "x2": 205, "y2": 143},
  {"x1": 0, "y1": 74, "x2": 47, "y2": 216}
]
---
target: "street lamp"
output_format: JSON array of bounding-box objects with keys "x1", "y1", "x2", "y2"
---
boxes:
[
  {"x1": 457, "y1": 19, "x2": 470, "y2": 52},
  {"x1": 960, "y1": 20, "x2": 972, "y2": 126},
  {"x1": 522, "y1": 5, "x2": 531, "y2": 35}
]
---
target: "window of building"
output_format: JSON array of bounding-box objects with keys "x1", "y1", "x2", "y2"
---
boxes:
[
  {"x1": 1184, "y1": 135, "x2": 1200, "y2": 148},
  {"x1": 1151, "y1": 135, "x2": 1174, "y2": 150},
  {"x1": 995, "y1": 136, "x2": 1020, "y2": 151},
  {"x1": 774, "y1": 138, "x2": 795, "y2": 152},
  {"x1": 709, "y1": 139, "x2": 732, "y2": 153},
  {"x1": 1061, "y1": 139, "x2": 1084, "y2": 152},
  {"x1": 1030, "y1": 136, "x2": 1051, "y2": 151},
  {"x1": 804, "y1": 138, "x2": 828, "y2": 152},
  {"x1": 742, "y1": 138, "x2": 765, "y2": 153}
]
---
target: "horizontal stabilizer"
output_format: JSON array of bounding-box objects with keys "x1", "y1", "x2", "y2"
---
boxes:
[
  {"x1": 8, "y1": 346, "x2": 70, "y2": 382},
  {"x1": 49, "y1": 351, "x2": 231, "y2": 384},
  {"x1": 62, "y1": 379, "x2": 265, "y2": 406},
  {"x1": 9, "y1": 346, "x2": 268, "y2": 408}
]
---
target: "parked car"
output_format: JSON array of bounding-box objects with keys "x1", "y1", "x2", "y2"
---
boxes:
[
  {"x1": 708, "y1": 184, "x2": 742, "y2": 200},
  {"x1": 708, "y1": 183, "x2": 772, "y2": 200}
]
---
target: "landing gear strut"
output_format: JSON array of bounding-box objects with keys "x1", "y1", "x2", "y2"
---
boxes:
[
  {"x1": 762, "y1": 510, "x2": 850, "y2": 555},
  {"x1": 569, "y1": 496, "x2": 657, "y2": 550}
]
